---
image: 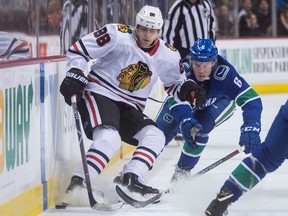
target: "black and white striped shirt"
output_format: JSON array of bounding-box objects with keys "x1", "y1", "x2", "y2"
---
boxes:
[{"x1": 161, "y1": 0, "x2": 216, "y2": 59}]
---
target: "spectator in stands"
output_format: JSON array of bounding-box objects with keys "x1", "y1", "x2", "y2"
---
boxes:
[
  {"x1": 0, "y1": 31, "x2": 31, "y2": 60},
  {"x1": 276, "y1": 0, "x2": 288, "y2": 10},
  {"x1": 60, "y1": 0, "x2": 99, "y2": 54},
  {"x1": 239, "y1": 0, "x2": 254, "y2": 37},
  {"x1": 245, "y1": 13, "x2": 262, "y2": 37},
  {"x1": 238, "y1": 0, "x2": 254, "y2": 19},
  {"x1": 47, "y1": 0, "x2": 62, "y2": 34},
  {"x1": 216, "y1": 3, "x2": 234, "y2": 37},
  {"x1": 248, "y1": 13, "x2": 261, "y2": 37},
  {"x1": 278, "y1": 7, "x2": 288, "y2": 36},
  {"x1": 256, "y1": 0, "x2": 272, "y2": 36}
]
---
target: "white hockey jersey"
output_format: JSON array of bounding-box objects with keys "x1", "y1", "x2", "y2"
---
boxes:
[{"x1": 66, "y1": 23, "x2": 187, "y2": 111}]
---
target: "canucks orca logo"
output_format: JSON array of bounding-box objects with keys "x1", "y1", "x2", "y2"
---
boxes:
[
  {"x1": 163, "y1": 113, "x2": 173, "y2": 123},
  {"x1": 214, "y1": 65, "x2": 229, "y2": 81}
]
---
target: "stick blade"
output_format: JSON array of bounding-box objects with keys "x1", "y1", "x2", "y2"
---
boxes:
[
  {"x1": 93, "y1": 201, "x2": 124, "y2": 211},
  {"x1": 115, "y1": 185, "x2": 165, "y2": 208}
]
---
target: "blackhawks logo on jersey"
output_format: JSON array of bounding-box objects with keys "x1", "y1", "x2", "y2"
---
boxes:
[
  {"x1": 117, "y1": 24, "x2": 132, "y2": 33},
  {"x1": 117, "y1": 61, "x2": 152, "y2": 92},
  {"x1": 165, "y1": 42, "x2": 177, "y2": 51}
]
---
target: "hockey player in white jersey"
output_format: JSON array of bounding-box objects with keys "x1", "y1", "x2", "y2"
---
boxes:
[{"x1": 60, "y1": 5, "x2": 206, "y2": 198}]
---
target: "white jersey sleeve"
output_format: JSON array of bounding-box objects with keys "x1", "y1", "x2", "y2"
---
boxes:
[
  {"x1": 66, "y1": 24, "x2": 118, "y2": 72},
  {"x1": 0, "y1": 31, "x2": 30, "y2": 60},
  {"x1": 156, "y1": 40, "x2": 187, "y2": 103}
]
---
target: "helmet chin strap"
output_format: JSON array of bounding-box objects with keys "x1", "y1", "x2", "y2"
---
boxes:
[
  {"x1": 147, "y1": 39, "x2": 158, "y2": 48},
  {"x1": 133, "y1": 29, "x2": 140, "y2": 43}
]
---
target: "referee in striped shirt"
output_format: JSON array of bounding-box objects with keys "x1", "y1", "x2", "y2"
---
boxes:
[{"x1": 161, "y1": 0, "x2": 216, "y2": 59}]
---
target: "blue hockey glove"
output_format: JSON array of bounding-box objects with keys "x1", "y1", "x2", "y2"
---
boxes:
[
  {"x1": 179, "y1": 118, "x2": 203, "y2": 149},
  {"x1": 239, "y1": 121, "x2": 261, "y2": 154},
  {"x1": 60, "y1": 68, "x2": 88, "y2": 105}
]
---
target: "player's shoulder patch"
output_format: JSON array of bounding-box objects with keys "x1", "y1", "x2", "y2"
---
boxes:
[
  {"x1": 164, "y1": 42, "x2": 177, "y2": 52},
  {"x1": 117, "y1": 24, "x2": 132, "y2": 34},
  {"x1": 213, "y1": 65, "x2": 230, "y2": 81}
]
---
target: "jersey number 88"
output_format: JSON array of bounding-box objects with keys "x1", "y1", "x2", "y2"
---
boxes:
[{"x1": 94, "y1": 27, "x2": 111, "y2": 47}]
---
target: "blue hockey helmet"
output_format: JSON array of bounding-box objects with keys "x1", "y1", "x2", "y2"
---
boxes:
[{"x1": 189, "y1": 39, "x2": 218, "y2": 62}]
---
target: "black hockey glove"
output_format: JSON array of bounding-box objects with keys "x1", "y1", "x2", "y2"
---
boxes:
[
  {"x1": 178, "y1": 80, "x2": 207, "y2": 109},
  {"x1": 60, "y1": 68, "x2": 88, "y2": 105}
]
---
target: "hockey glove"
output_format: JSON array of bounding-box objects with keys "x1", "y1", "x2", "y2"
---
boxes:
[
  {"x1": 239, "y1": 121, "x2": 261, "y2": 154},
  {"x1": 60, "y1": 68, "x2": 88, "y2": 105},
  {"x1": 178, "y1": 80, "x2": 207, "y2": 109},
  {"x1": 179, "y1": 118, "x2": 202, "y2": 149}
]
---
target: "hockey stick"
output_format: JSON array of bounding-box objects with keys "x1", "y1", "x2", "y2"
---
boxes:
[
  {"x1": 115, "y1": 185, "x2": 170, "y2": 208},
  {"x1": 148, "y1": 96, "x2": 164, "y2": 103},
  {"x1": 193, "y1": 146, "x2": 245, "y2": 177},
  {"x1": 71, "y1": 95, "x2": 123, "y2": 211}
]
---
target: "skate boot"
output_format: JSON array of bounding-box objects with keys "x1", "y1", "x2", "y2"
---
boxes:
[
  {"x1": 170, "y1": 165, "x2": 191, "y2": 183},
  {"x1": 205, "y1": 187, "x2": 233, "y2": 216},
  {"x1": 66, "y1": 175, "x2": 86, "y2": 193},
  {"x1": 114, "y1": 172, "x2": 159, "y2": 196}
]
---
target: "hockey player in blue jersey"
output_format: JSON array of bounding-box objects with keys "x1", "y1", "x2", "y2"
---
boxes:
[
  {"x1": 155, "y1": 38, "x2": 263, "y2": 181},
  {"x1": 205, "y1": 99, "x2": 288, "y2": 216}
]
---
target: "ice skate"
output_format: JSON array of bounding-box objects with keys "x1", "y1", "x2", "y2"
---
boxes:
[
  {"x1": 205, "y1": 187, "x2": 233, "y2": 216},
  {"x1": 63, "y1": 175, "x2": 105, "y2": 206},
  {"x1": 113, "y1": 174, "x2": 122, "y2": 185},
  {"x1": 170, "y1": 165, "x2": 191, "y2": 183},
  {"x1": 113, "y1": 172, "x2": 159, "y2": 196},
  {"x1": 66, "y1": 175, "x2": 86, "y2": 193}
]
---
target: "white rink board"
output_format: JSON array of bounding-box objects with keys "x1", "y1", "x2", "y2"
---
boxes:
[{"x1": 217, "y1": 38, "x2": 288, "y2": 84}]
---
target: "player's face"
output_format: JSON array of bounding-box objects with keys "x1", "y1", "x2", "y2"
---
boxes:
[
  {"x1": 191, "y1": 61, "x2": 214, "y2": 82},
  {"x1": 136, "y1": 26, "x2": 159, "y2": 48}
]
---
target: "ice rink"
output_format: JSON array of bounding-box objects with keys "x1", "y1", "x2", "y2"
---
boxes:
[{"x1": 42, "y1": 93, "x2": 288, "y2": 216}]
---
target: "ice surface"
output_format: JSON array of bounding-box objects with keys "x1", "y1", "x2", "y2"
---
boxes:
[{"x1": 41, "y1": 94, "x2": 288, "y2": 216}]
